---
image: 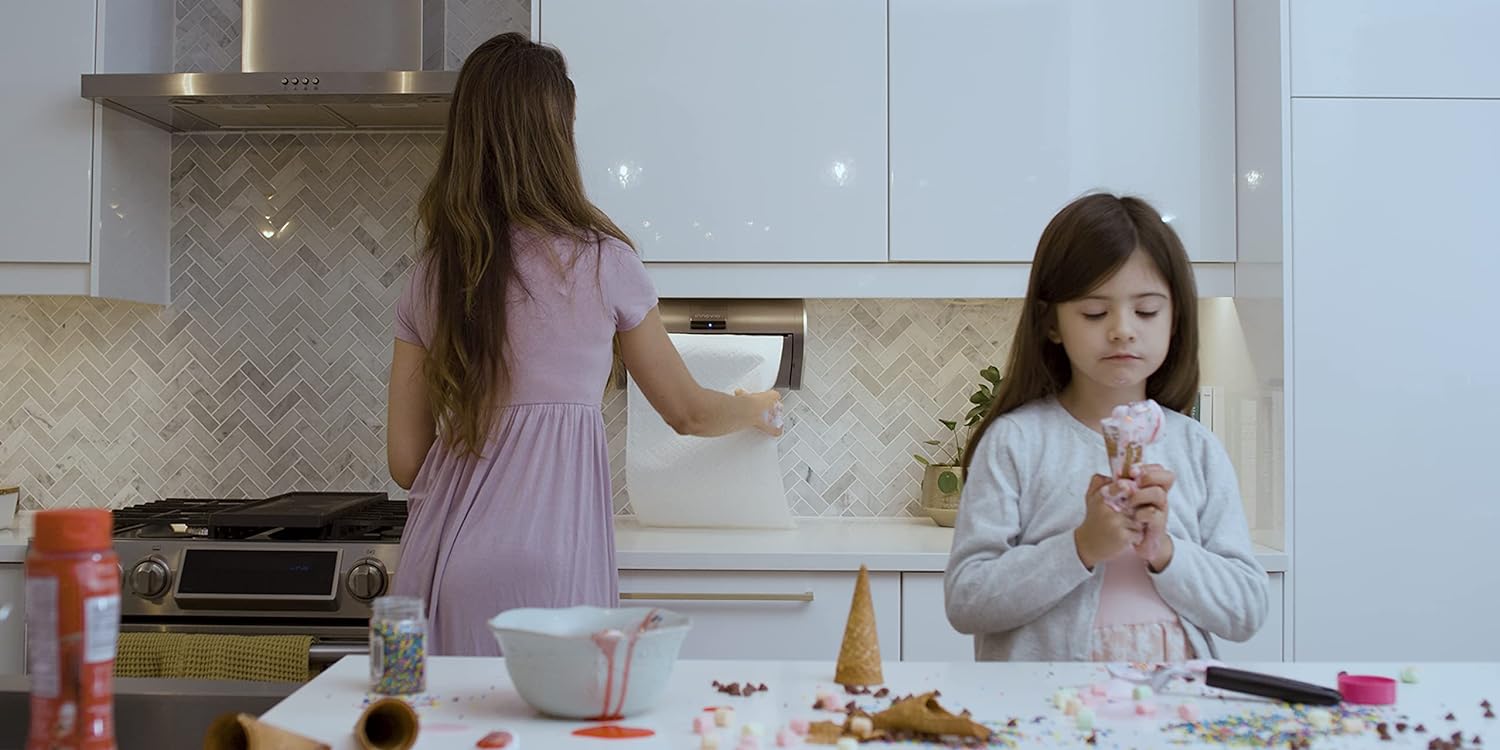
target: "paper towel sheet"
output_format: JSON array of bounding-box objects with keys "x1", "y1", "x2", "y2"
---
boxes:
[{"x1": 626, "y1": 333, "x2": 794, "y2": 529}]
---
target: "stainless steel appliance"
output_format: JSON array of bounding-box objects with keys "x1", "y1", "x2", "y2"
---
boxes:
[
  {"x1": 81, "y1": 0, "x2": 456, "y2": 132},
  {"x1": 113, "y1": 492, "x2": 406, "y2": 671}
]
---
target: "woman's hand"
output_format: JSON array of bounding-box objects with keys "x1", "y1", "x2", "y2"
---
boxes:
[
  {"x1": 1130, "y1": 464, "x2": 1176, "y2": 571},
  {"x1": 1075, "y1": 474, "x2": 1144, "y2": 570},
  {"x1": 734, "y1": 389, "x2": 784, "y2": 436}
]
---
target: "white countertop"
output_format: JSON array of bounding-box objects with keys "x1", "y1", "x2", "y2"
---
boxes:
[
  {"x1": 262, "y1": 656, "x2": 1496, "y2": 749},
  {"x1": 0, "y1": 515, "x2": 1289, "y2": 572},
  {"x1": 615, "y1": 517, "x2": 1289, "y2": 573}
]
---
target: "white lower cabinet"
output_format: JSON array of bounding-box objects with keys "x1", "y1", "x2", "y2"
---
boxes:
[
  {"x1": 0, "y1": 564, "x2": 24, "y2": 674},
  {"x1": 622, "y1": 569, "x2": 1287, "y2": 663},
  {"x1": 618, "y1": 570, "x2": 900, "y2": 662}
]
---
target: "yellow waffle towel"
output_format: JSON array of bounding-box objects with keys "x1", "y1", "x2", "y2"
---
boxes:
[{"x1": 115, "y1": 632, "x2": 312, "y2": 682}]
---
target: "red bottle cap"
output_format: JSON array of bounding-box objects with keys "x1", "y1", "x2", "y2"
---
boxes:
[
  {"x1": 32, "y1": 509, "x2": 112, "y2": 553},
  {"x1": 1337, "y1": 672, "x2": 1397, "y2": 705}
]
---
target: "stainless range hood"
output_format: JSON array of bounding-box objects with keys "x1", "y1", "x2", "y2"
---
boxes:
[
  {"x1": 82, "y1": 71, "x2": 457, "y2": 132},
  {"x1": 81, "y1": 0, "x2": 457, "y2": 133}
]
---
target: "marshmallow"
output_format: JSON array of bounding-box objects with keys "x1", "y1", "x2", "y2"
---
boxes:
[
  {"x1": 1132, "y1": 685, "x2": 1154, "y2": 701},
  {"x1": 1306, "y1": 709, "x2": 1334, "y2": 730},
  {"x1": 700, "y1": 733, "x2": 721, "y2": 750},
  {"x1": 1053, "y1": 687, "x2": 1079, "y2": 709},
  {"x1": 1134, "y1": 701, "x2": 1157, "y2": 716},
  {"x1": 835, "y1": 738, "x2": 858, "y2": 750},
  {"x1": 849, "y1": 716, "x2": 873, "y2": 736},
  {"x1": 1400, "y1": 666, "x2": 1419, "y2": 684},
  {"x1": 774, "y1": 728, "x2": 801, "y2": 748},
  {"x1": 1089, "y1": 682, "x2": 1110, "y2": 697},
  {"x1": 1064, "y1": 697, "x2": 1083, "y2": 716},
  {"x1": 1075, "y1": 707, "x2": 1096, "y2": 731},
  {"x1": 741, "y1": 723, "x2": 764, "y2": 738},
  {"x1": 715, "y1": 707, "x2": 735, "y2": 728},
  {"x1": 1177, "y1": 702, "x2": 1201, "y2": 721},
  {"x1": 1342, "y1": 718, "x2": 1365, "y2": 734},
  {"x1": 787, "y1": 719, "x2": 810, "y2": 736},
  {"x1": 694, "y1": 715, "x2": 716, "y2": 735}
]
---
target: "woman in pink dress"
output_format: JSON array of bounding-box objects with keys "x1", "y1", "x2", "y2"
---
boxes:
[{"x1": 385, "y1": 32, "x2": 783, "y2": 656}]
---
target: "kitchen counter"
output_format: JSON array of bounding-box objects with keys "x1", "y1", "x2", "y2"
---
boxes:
[
  {"x1": 0, "y1": 526, "x2": 26, "y2": 563},
  {"x1": 615, "y1": 517, "x2": 1289, "y2": 573},
  {"x1": 0, "y1": 516, "x2": 1289, "y2": 571},
  {"x1": 262, "y1": 656, "x2": 1496, "y2": 749}
]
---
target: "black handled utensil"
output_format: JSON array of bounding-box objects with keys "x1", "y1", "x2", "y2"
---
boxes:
[{"x1": 1206, "y1": 666, "x2": 1343, "y2": 706}]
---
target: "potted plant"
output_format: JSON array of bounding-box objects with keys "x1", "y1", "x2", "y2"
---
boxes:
[{"x1": 912, "y1": 365, "x2": 1002, "y2": 526}]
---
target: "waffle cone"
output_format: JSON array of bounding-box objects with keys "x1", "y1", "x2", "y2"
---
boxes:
[
  {"x1": 835, "y1": 565, "x2": 884, "y2": 686},
  {"x1": 872, "y1": 692, "x2": 991, "y2": 741},
  {"x1": 355, "y1": 698, "x2": 420, "y2": 750},
  {"x1": 203, "y1": 713, "x2": 330, "y2": 750}
]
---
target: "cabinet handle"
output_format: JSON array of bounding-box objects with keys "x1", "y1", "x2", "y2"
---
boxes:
[{"x1": 620, "y1": 591, "x2": 815, "y2": 603}]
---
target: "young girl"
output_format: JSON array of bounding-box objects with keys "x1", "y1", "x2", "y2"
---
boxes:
[
  {"x1": 943, "y1": 193, "x2": 1268, "y2": 662},
  {"x1": 386, "y1": 33, "x2": 782, "y2": 656}
]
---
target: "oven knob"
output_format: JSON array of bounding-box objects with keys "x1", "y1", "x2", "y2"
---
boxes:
[
  {"x1": 346, "y1": 560, "x2": 388, "y2": 601},
  {"x1": 129, "y1": 558, "x2": 171, "y2": 599}
]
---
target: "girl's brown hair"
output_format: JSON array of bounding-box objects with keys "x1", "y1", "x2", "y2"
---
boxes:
[
  {"x1": 416, "y1": 32, "x2": 632, "y2": 456},
  {"x1": 962, "y1": 193, "x2": 1199, "y2": 471}
]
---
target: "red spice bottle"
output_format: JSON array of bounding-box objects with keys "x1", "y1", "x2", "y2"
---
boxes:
[{"x1": 26, "y1": 509, "x2": 119, "y2": 750}]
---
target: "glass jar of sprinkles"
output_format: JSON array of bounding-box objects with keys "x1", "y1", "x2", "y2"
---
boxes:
[{"x1": 370, "y1": 595, "x2": 427, "y2": 694}]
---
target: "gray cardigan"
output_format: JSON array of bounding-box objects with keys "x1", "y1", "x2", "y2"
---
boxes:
[{"x1": 943, "y1": 396, "x2": 1268, "y2": 661}]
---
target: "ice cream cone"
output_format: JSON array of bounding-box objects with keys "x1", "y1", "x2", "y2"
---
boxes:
[
  {"x1": 872, "y1": 692, "x2": 990, "y2": 741},
  {"x1": 355, "y1": 698, "x2": 420, "y2": 750},
  {"x1": 835, "y1": 565, "x2": 884, "y2": 687},
  {"x1": 203, "y1": 713, "x2": 331, "y2": 750}
]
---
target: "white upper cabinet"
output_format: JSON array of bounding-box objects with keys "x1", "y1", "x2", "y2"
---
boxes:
[
  {"x1": 539, "y1": 0, "x2": 888, "y2": 263},
  {"x1": 890, "y1": 0, "x2": 1236, "y2": 262},
  {"x1": 0, "y1": 3, "x2": 97, "y2": 266},
  {"x1": 1291, "y1": 0, "x2": 1500, "y2": 98}
]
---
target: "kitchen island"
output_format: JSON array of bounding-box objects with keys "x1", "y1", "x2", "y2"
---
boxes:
[{"x1": 260, "y1": 657, "x2": 1497, "y2": 749}]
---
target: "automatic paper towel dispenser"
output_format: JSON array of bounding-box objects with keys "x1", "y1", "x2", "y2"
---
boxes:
[{"x1": 658, "y1": 299, "x2": 805, "y2": 390}]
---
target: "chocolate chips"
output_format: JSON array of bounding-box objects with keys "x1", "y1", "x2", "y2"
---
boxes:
[
  {"x1": 711, "y1": 680, "x2": 768, "y2": 697},
  {"x1": 874, "y1": 687, "x2": 890, "y2": 699}
]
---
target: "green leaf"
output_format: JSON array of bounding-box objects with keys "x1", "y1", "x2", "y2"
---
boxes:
[
  {"x1": 912, "y1": 453, "x2": 930, "y2": 466},
  {"x1": 938, "y1": 470, "x2": 961, "y2": 494},
  {"x1": 964, "y1": 414, "x2": 982, "y2": 427},
  {"x1": 923, "y1": 440, "x2": 942, "y2": 446},
  {"x1": 966, "y1": 405, "x2": 986, "y2": 421},
  {"x1": 982, "y1": 366, "x2": 1002, "y2": 385},
  {"x1": 939, "y1": 419, "x2": 957, "y2": 431},
  {"x1": 969, "y1": 391, "x2": 986, "y2": 405}
]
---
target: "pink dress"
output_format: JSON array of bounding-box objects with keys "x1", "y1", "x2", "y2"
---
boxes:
[
  {"x1": 1089, "y1": 550, "x2": 1196, "y2": 662},
  {"x1": 391, "y1": 230, "x2": 657, "y2": 656}
]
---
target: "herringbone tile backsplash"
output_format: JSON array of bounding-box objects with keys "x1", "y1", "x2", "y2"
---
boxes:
[{"x1": 0, "y1": 0, "x2": 1022, "y2": 517}]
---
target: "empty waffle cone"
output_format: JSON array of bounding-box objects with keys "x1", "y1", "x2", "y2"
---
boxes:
[
  {"x1": 872, "y1": 692, "x2": 991, "y2": 741},
  {"x1": 355, "y1": 697, "x2": 420, "y2": 750},
  {"x1": 203, "y1": 713, "x2": 331, "y2": 750},
  {"x1": 834, "y1": 565, "x2": 884, "y2": 687}
]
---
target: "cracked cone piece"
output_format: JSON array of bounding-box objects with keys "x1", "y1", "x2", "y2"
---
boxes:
[
  {"x1": 834, "y1": 565, "x2": 883, "y2": 687},
  {"x1": 204, "y1": 713, "x2": 332, "y2": 750},
  {"x1": 872, "y1": 692, "x2": 991, "y2": 742}
]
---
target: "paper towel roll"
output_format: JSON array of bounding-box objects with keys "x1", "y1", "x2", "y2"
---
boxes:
[{"x1": 626, "y1": 333, "x2": 794, "y2": 529}]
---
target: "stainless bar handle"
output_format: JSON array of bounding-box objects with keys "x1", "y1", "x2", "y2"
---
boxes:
[
  {"x1": 620, "y1": 592, "x2": 814, "y2": 603},
  {"x1": 309, "y1": 642, "x2": 368, "y2": 664}
]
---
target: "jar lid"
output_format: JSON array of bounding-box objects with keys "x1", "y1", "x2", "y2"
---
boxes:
[{"x1": 32, "y1": 509, "x2": 112, "y2": 553}]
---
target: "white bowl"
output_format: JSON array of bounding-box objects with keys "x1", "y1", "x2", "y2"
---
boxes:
[{"x1": 488, "y1": 606, "x2": 691, "y2": 720}]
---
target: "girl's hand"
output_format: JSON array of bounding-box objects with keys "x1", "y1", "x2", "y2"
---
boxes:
[
  {"x1": 734, "y1": 389, "x2": 785, "y2": 436},
  {"x1": 1130, "y1": 464, "x2": 1176, "y2": 571},
  {"x1": 1075, "y1": 474, "x2": 1144, "y2": 570}
]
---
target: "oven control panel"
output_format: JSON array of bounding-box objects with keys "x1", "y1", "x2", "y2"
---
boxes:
[{"x1": 114, "y1": 539, "x2": 403, "y2": 619}]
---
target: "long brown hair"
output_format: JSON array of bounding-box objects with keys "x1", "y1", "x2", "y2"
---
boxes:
[
  {"x1": 962, "y1": 193, "x2": 1199, "y2": 471},
  {"x1": 416, "y1": 32, "x2": 632, "y2": 456}
]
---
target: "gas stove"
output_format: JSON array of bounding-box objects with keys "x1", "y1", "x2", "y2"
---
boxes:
[{"x1": 113, "y1": 492, "x2": 407, "y2": 661}]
